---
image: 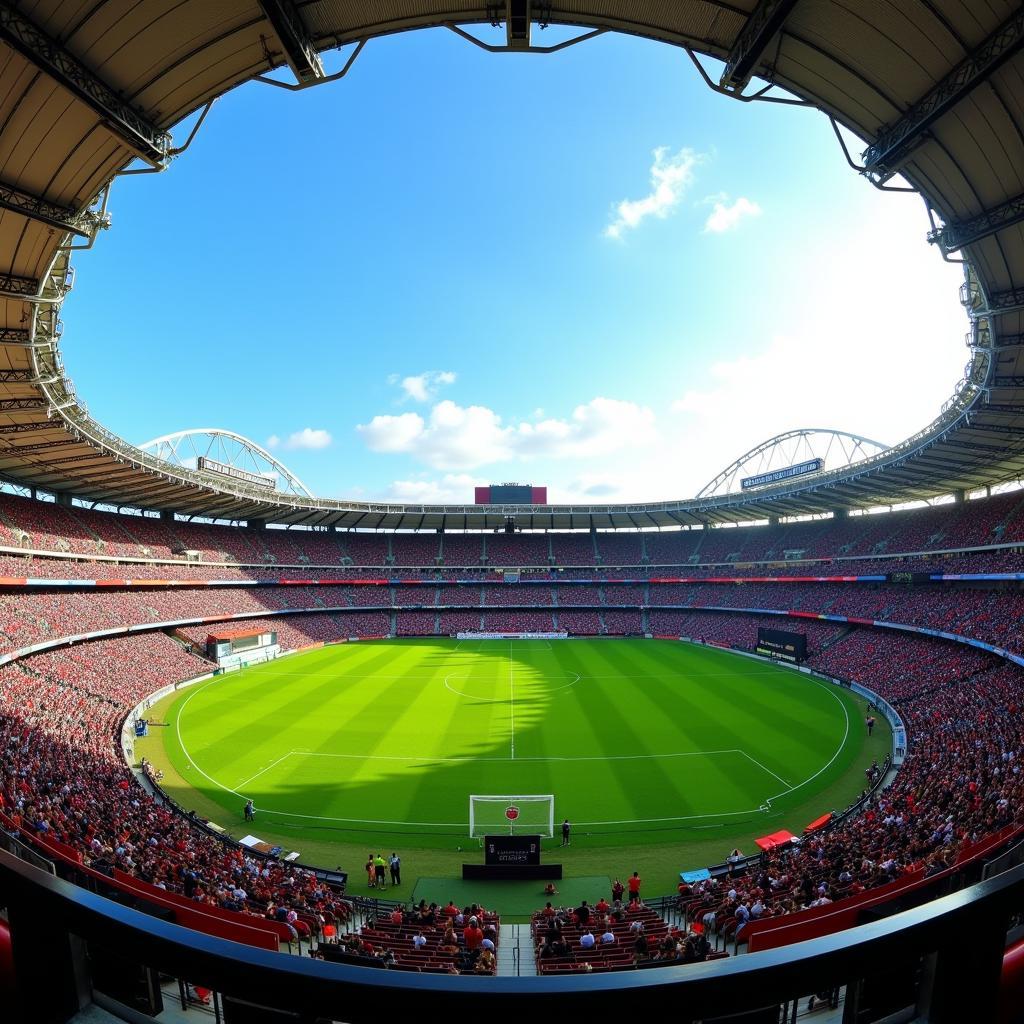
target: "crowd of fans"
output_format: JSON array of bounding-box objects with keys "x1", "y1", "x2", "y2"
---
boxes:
[
  {"x1": 530, "y1": 892, "x2": 721, "y2": 973},
  {"x1": 323, "y1": 902, "x2": 500, "y2": 974},
  {"x1": 0, "y1": 634, "x2": 352, "y2": 949},
  {"x1": 3, "y1": 488, "x2": 1024, "y2": 570},
  {"x1": 678, "y1": 651, "x2": 1023, "y2": 951},
  {"x1": 1, "y1": 575, "x2": 1024, "y2": 651},
  {"x1": 556, "y1": 612, "x2": 603, "y2": 634}
]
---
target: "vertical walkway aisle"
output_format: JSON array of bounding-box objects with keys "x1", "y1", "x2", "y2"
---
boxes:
[{"x1": 498, "y1": 923, "x2": 536, "y2": 977}]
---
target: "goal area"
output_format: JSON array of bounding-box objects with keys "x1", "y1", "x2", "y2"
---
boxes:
[{"x1": 469, "y1": 794, "x2": 555, "y2": 838}]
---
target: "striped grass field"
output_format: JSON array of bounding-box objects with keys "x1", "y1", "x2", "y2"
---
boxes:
[{"x1": 151, "y1": 638, "x2": 886, "y2": 857}]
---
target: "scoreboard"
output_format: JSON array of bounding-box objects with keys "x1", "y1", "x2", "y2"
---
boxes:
[
  {"x1": 474, "y1": 483, "x2": 547, "y2": 504},
  {"x1": 756, "y1": 626, "x2": 808, "y2": 663}
]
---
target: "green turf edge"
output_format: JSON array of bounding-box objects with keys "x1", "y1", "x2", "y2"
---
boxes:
[{"x1": 135, "y1": 641, "x2": 892, "y2": 912}]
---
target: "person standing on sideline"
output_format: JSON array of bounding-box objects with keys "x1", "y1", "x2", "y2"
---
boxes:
[
  {"x1": 389, "y1": 851, "x2": 401, "y2": 887},
  {"x1": 374, "y1": 853, "x2": 387, "y2": 890},
  {"x1": 866, "y1": 714, "x2": 876, "y2": 736},
  {"x1": 561, "y1": 819, "x2": 571, "y2": 846},
  {"x1": 244, "y1": 799, "x2": 255, "y2": 822}
]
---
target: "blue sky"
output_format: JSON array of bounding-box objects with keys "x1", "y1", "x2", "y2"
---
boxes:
[{"x1": 60, "y1": 26, "x2": 967, "y2": 505}]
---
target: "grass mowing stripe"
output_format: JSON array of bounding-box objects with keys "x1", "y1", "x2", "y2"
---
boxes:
[{"x1": 153, "y1": 638, "x2": 886, "y2": 856}]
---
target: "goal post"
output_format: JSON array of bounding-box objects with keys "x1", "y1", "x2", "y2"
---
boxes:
[{"x1": 469, "y1": 794, "x2": 555, "y2": 839}]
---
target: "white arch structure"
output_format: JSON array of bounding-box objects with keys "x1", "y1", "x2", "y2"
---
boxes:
[
  {"x1": 138, "y1": 429, "x2": 313, "y2": 499},
  {"x1": 698, "y1": 429, "x2": 889, "y2": 498}
]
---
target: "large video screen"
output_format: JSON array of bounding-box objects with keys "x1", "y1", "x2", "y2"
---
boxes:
[{"x1": 756, "y1": 626, "x2": 808, "y2": 663}]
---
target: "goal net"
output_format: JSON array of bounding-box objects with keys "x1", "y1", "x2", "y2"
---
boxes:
[{"x1": 469, "y1": 794, "x2": 555, "y2": 838}]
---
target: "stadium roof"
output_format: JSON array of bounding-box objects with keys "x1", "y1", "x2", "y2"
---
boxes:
[{"x1": 1, "y1": 1, "x2": 1023, "y2": 530}]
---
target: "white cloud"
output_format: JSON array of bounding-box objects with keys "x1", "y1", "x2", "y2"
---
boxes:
[
  {"x1": 390, "y1": 369, "x2": 457, "y2": 402},
  {"x1": 267, "y1": 428, "x2": 332, "y2": 451},
  {"x1": 383, "y1": 473, "x2": 477, "y2": 503},
  {"x1": 357, "y1": 397, "x2": 657, "y2": 471},
  {"x1": 605, "y1": 147, "x2": 703, "y2": 239},
  {"x1": 703, "y1": 195, "x2": 762, "y2": 233},
  {"x1": 668, "y1": 196, "x2": 967, "y2": 494}
]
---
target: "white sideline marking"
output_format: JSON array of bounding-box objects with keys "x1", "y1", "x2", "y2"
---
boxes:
[
  {"x1": 235, "y1": 751, "x2": 295, "y2": 790},
  {"x1": 762, "y1": 675, "x2": 851, "y2": 806}
]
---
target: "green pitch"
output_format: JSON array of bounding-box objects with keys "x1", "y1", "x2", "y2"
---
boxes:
[{"x1": 153, "y1": 638, "x2": 884, "y2": 855}]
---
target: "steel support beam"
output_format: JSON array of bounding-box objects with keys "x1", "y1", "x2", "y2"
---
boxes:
[
  {"x1": 0, "y1": 440, "x2": 79, "y2": 455},
  {"x1": 976, "y1": 403, "x2": 1024, "y2": 415},
  {"x1": 505, "y1": 0, "x2": 532, "y2": 49},
  {"x1": 0, "y1": 6, "x2": 168, "y2": 164},
  {"x1": 0, "y1": 180, "x2": 87, "y2": 236},
  {"x1": 720, "y1": 0, "x2": 800, "y2": 92},
  {"x1": 0, "y1": 370, "x2": 35, "y2": 383},
  {"x1": 257, "y1": 0, "x2": 325, "y2": 83},
  {"x1": 863, "y1": 8, "x2": 1024, "y2": 180},
  {"x1": 0, "y1": 273, "x2": 40, "y2": 299},
  {"x1": 929, "y1": 190, "x2": 1024, "y2": 252},
  {"x1": 0, "y1": 422, "x2": 52, "y2": 435},
  {"x1": 0, "y1": 399, "x2": 46, "y2": 412},
  {"x1": 962, "y1": 421, "x2": 1024, "y2": 434},
  {"x1": 985, "y1": 287, "x2": 1024, "y2": 315},
  {"x1": 29, "y1": 454, "x2": 110, "y2": 467}
]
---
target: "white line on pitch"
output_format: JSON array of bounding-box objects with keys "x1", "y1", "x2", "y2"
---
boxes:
[
  {"x1": 235, "y1": 751, "x2": 295, "y2": 791},
  {"x1": 509, "y1": 639, "x2": 515, "y2": 760},
  {"x1": 739, "y1": 750, "x2": 791, "y2": 788},
  {"x1": 764, "y1": 677, "x2": 851, "y2": 805}
]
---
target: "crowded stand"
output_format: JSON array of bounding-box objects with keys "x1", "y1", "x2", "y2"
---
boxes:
[
  {"x1": 396, "y1": 612, "x2": 437, "y2": 636},
  {"x1": 594, "y1": 533, "x2": 645, "y2": 565},
  {"x1": 439, "y1": 534, "x2": 484, "y2": 565},
  {"x1": 1, "y1": 488, "x2": 1024, "y2": 571},
  {"x1": 337, "y1": 534, "x2": 388, "y2": 565},
  {"x1": 602, "y1": 610, "x2": 644, "y2": 634},
  {"x1": 485, "y1": 534, "x2": 550, "y2": 566},
  {"x1": 531, "y1": 895, "x2": 718, "y2": 973},
  {"x1": 554, "y1": 586, "x2": 601, "y2": 606},
  {"x1": 481, "y1": 611, "x2": 557, "y2": 632},
  {"x1": 555, "y1": 611, "x2": 602, "y2": 634},
  {"x1": 389, "y1": 534, "x2": 441, "y2": 566},
  {"x1": 483, "y1": 585, "x2": 552, "y2": 606},
  {"x1": 2, "y1": 575, "x2": 1024, "y2": 654},
  {"x1": 329, "y1": 903, "x2": 500, "y2": 974},
  {"x1": 0, "y1": 632, "x2": 355, "y2": 950},
  {"x1": 438, "y1": 587, "x2": 482, "y2": 607},
  {"x1": 437, "y1": 612, "x2": 483, "y2": 634},
  {"x1": 392, "y1": 586, "x2": 436, "y2": 606},
  {"x1": 550, "y1": 533, "x2": 597, "y2": 565}
]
